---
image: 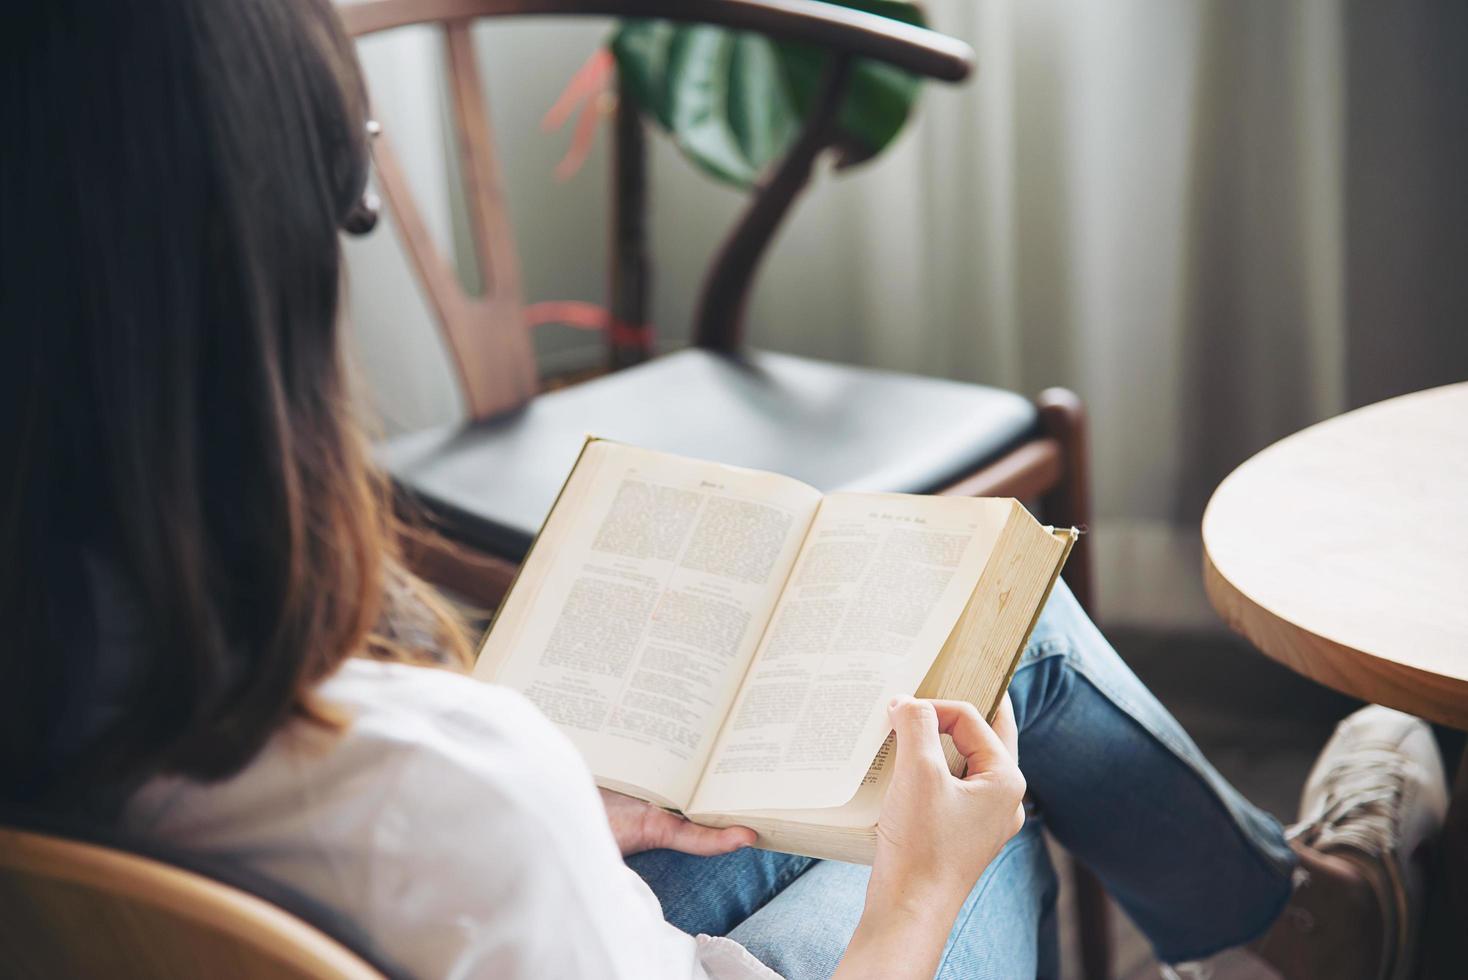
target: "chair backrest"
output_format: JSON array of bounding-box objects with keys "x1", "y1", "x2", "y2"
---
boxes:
[
  {"x1": 0, "y1": 827, "x2": 385, "y2": 980},
  {"x1": 340, "y1": 0, "x2": 973, "y2": 422}
]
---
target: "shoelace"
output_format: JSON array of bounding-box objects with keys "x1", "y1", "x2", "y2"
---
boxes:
[{"x1": 1286, "y1": 746, "x2": 1417, "y2": 859}]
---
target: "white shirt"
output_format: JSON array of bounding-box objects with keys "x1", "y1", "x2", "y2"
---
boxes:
[{"x1": 124, "y1": 659, "x2": 780, "y2": 980}]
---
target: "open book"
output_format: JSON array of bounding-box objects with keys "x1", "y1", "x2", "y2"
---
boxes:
[{"x1": 475, "y1": 439, "x2": 1076, "y2": 862}]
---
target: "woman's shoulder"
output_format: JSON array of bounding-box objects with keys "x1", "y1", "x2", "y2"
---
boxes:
[
  {"x1": 314, "y1": 657, "x2": 589, "y2": 788},
  {"x1": 126, "y1": 658, "x2": 589, "y2": 843},
  {"x1": 323, "y1": 658, "x2": 547, "y2": 739},
  {"x1": 323, "y1": 657, "x2": 539, "y2": 730}
]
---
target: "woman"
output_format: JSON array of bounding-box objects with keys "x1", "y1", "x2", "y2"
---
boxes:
[{"x1": 1, "y1": 1, "x2": 1447, "y2": 978}]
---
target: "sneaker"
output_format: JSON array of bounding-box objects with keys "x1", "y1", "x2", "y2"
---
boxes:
[{"x1": 1287, "y1": 705, "x2": 1448, "y2": 980}]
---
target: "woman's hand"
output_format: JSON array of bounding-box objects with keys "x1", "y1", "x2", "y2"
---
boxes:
[
  {"x1": 598, "y1": 789, "x2": 756, "y2": 857},
  {"x1": 835, "y1": 694, "x2": 1026, "y2": 980},
  {"x1": 871, "y1": 694, "x2": 1026, "y2": 910}
]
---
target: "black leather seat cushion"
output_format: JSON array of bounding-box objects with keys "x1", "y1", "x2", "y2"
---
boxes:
[{"x1": 382, "y1": 348, "x2": 1039, "y2": 560}]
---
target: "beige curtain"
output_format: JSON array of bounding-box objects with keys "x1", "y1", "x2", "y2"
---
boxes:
[{"x1": 341, "y1": 1, "x2": 1468, "y2": 629}]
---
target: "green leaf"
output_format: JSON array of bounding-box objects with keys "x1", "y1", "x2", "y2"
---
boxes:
[
  {"x1": 610, "y1": 20, "x2": 676, "y2": 129},
  {"x1": 663, "y1": 28, "x2": 799, "y2": 186},
  {"x1": 610, "y1": 1, "x2": 927, "y2": 188},
  {"x1": 727, "y1": 34, "x2": 800, "y2": 175}
]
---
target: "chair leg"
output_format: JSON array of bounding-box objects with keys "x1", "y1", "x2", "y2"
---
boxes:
[
  {"x1": 1037, "y1": 388, "x2": 1095, "y2": 613},
  {"x1": 1072, "y1": 858, "x2": 1112, "y2": 980},
  {"x1": 1037, "y1": 388, "x2": 1112, "y2": 980}
]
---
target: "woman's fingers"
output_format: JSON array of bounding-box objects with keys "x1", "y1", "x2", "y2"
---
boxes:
[
  {"x1": 890, "y1": 696, "x2": 1022, "y2": 779},
  {"x1": 645, "y1": 807, "x2": 756, "y2": 856},
  {"x1": 927, "y1": 698, "x2": 1017, "y2": 776},
  {"x1": 991, "y1": 693, "x2": 1019, "y2": 760},
  {"x1": 599, "y1": 788, "x2": 755, "y2": 856}
]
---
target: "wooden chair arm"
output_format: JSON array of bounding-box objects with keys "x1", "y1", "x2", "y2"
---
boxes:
[{"x1": 340, "y1": 0, "x2": 973, "y2": 82}]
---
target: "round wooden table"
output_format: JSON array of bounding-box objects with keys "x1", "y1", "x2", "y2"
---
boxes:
[
  {"x1": 1202, "y1": 381, "x2": 1468, "y2": 977},
  {"x1": 1203, "y1": 382, "x2": 1468, "y2": 726}
]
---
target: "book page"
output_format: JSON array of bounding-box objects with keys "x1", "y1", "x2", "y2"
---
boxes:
[
  {"x1": 477, "y1": 441, "x2": 821, "y2": 810},
  {"x1": 706, "y1": 520, "x2": 1074, "y2": 842},
  {"x1": 687, "y1": 493, "x2": 1012, "y2": 814}
]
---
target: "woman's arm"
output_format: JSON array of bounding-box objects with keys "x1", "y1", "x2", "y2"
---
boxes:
[{"x1": 832, "y1": 695, "x2": 1027, "y2": 980}]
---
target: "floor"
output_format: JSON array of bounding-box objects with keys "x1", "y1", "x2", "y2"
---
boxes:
[{"x1": 1053, "y1": 626, "x2": 1365, "y2": 980}]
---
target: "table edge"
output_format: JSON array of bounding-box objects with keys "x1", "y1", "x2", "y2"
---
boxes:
[{"x1": 1202, "y1": 545, "x2": 1468, "y2": 731}]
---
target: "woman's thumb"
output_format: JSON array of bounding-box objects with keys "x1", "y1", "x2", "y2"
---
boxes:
[{"x1": 889, "y1": 697, "x2": 946, "y2": 772}]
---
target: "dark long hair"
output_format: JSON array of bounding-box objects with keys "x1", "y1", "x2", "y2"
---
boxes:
[{"x1": 0, "y1": 0, "x2": 469, "y2": 807}]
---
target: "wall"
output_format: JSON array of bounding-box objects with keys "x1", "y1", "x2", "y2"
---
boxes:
[{"x1": 339, "y1": 2, "x2": 1468, "y2": 629}]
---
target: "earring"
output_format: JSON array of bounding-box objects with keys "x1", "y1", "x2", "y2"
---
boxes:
[
  {"x1": 343, "y1": 119, "x2": 382, "y2": 235},
  {"x1": 343, "y1": 190, "x2": 380, "y2": 235}
]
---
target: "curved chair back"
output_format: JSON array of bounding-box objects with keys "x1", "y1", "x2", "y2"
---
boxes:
[
  {"x1": 0, "y1": 827, "x2": 385, "y2": 980},
  {"x1": 339, "y1": 0, "x2": 974, "y2": 421}
]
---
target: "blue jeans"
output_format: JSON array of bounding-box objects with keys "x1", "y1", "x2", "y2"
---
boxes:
[{"x1": 628, "y1": 581, "x2": 1297, "y2": 978}]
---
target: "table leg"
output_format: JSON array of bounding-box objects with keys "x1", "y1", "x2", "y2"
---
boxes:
[{"x1": 1421, "y1": 749, "x2": 1468, "y2": 978}]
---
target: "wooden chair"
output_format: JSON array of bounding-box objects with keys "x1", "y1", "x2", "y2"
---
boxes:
[
  {"x1": 0, "y1": 825, "x2": 391, "y2": 980},
  {"x1": 341, "y1": 2, "x2": 1110, "y2": 976}
]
